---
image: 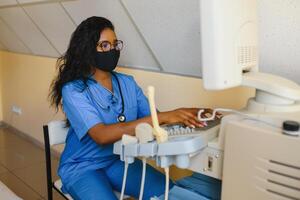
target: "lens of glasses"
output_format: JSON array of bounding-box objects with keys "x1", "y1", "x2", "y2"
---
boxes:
[
  {"x1": 99, "y1": 41, "x2": 111, "y2": 52},
  {"x1": 98, "y1": 40, "x2": 123, "y2": 52},
  {"x1": 114, "y1": 40, "x2": 123, "y2": 51}
]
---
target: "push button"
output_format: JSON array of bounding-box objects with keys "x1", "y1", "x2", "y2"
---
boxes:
[{"x1": 282, "y1": 121, "x2": 300, "y2": 136}]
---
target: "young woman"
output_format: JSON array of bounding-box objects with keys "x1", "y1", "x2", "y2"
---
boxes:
[{"x1": 50, "y1": 16, "x2": 208, "y2": 200}]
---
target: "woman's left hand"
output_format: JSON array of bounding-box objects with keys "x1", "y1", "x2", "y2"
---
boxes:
[{"x1": 160, "y1": 108, "x2": 213, "y2": 128}]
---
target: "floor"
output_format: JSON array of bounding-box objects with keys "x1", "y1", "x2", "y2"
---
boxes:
[{"x1": 0, "y1": 127, "x2": 66, "y2": 200}]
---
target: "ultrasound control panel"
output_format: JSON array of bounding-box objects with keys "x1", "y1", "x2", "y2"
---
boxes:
[{"x1": 163, "y1": 118, "x2": 221, "y2": 137}]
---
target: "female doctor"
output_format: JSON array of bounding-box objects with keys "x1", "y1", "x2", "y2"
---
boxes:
[{"x1": 50, "y1": 16, "x2": 208, "y2": 200}]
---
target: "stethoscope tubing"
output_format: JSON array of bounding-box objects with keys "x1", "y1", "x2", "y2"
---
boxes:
[{"x1": 86, "y1": 72, "x2": 126, "y2": 122}]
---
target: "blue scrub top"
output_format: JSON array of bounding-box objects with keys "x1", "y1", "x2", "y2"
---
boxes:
[{"x1": 58, "y1": 72, "x2": 151, "y2": 188}]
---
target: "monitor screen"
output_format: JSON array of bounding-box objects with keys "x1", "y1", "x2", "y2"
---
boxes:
[{"x1": 200, "y1": 0, "x2": 258, "y2": 90}]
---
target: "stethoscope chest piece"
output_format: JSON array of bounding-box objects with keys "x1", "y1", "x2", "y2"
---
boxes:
[{"x1": 118, "y1": 114, "x2": 126, "y2": 123}]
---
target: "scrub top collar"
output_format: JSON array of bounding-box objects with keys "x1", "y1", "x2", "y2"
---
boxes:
[{"x1": 87, "y1": 73, "x2": 121, "y2": 110}]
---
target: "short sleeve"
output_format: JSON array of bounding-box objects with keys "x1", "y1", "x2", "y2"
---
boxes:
[
  {"x1": 133, "y1": 79, "x2": 151, "y2": 118},
  {"x1": 62, "y1": 84, "x2": 103, "y2": 141}
]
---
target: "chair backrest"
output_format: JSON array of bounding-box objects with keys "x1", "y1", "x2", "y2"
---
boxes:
[{"x1": 47, "y1": 120, "x2": 69, "y2": 146}]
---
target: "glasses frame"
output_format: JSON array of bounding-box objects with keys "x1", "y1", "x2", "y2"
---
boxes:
[{"x1": 97, "y1": 40, "x2": 123, "y2": 52}]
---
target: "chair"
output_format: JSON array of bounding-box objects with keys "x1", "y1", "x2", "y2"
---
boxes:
[
  {"x1": 43, "y1": 120, "x2": 72, "y2": 200},
  {"x1": 43, "y1": 120, "x2": 129, "y2": 200}
]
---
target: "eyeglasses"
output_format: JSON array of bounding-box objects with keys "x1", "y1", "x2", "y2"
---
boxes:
[{"x1": 97, "y1": 40, "x2": 123, "y2": 52}]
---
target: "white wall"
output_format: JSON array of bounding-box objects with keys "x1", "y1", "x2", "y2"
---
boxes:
[{"x1": 259, "y1": 0, "x2": 300, "y2": 83}]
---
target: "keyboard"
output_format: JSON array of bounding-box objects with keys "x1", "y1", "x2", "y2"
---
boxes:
[{"x1": 162, "y1": 118, "x2": 221, "y2": 137}]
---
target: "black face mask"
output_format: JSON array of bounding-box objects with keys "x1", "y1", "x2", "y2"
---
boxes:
[{"x1": 95, "y1": 49, "x2": 120, "y2": 72}]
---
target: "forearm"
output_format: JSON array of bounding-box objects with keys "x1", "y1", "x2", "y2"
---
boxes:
[{"x1": 89, "y1": 112, "x2": 169, "y2": 145}]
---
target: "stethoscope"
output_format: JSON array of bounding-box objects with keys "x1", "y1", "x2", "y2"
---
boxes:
[{"x1": 87, "y1": 72, "x2": 126, "y2": 123}]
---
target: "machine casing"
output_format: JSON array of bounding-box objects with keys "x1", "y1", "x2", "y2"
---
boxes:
[{"x1": 222, "y1": 113, "x2": 300, "y2": 200}]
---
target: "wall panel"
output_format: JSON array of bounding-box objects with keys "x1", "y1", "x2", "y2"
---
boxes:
[
  {"x1": 0, "y1": 0, "x2": 17, "y2": 7},
  {"x1": 62, "y1": 0, "x2": 161, "y2": 71},
  {"x1": 258, "y1": 0, "x2": 300, "y2": 84},
  {"x1": 121, "y1": 0, "x2": 202, "y2": 76},
  {"x1": 0, "y1": 7, "x2": 59, "y2": 57},
  {"x1": 24, "y1": 3, "x2": 76, "y2": 54},
  {"x1": 0, "y1": 18, "x2": 30, "y2": 54}
]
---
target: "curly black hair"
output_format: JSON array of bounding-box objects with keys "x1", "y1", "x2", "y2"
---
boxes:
[{"x1": 49, "y1": 16, "x2": 114, "y2": 111}]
